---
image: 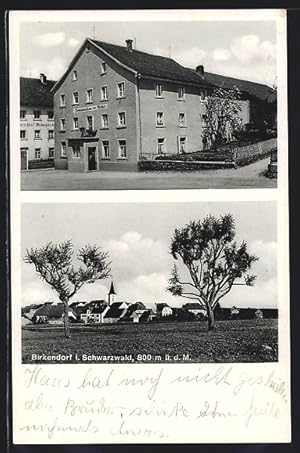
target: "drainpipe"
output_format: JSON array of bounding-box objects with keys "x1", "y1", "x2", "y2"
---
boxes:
[{"x1": 135, "y1": 73, "x2": 142, "y2": 160}]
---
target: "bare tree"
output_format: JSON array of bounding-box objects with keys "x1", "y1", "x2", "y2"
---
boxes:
[
  {"x1": 167, "y1": 214, "x2": 258, "y2": 330},
  {"x1": 25, "y1": 241, "x2": 111, "y2": 338},
  {"x1": 202, "y1": 86, "x2": 243, "y2": 150}
]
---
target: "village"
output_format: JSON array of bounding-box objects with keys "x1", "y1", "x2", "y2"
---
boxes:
[{"x1": 22, "y1": 281, "x2": 278, "y2": 327}]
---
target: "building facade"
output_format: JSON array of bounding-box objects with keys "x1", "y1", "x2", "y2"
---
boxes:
[
  {"x1": 52, "y1": 38, "x2": 275, "y2": 172},
  {"x1": 20, "y1": 74, "x2": 56, "y2": 170}
]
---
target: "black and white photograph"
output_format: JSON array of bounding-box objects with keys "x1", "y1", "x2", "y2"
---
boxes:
[
  {"x1": 21, "y1": 201, "x2": 278, "y2": 364},
  {"x1": 9, "y1": 9, "x2": 290, "y2": 445},
  {"x1": 19, "y1": 17, "x2": 277, "y2": 190}
]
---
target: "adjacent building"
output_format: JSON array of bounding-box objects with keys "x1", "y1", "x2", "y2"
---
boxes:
[
  {"x1": 20, "y1": 74, "x2": 56, "y2": 170},
  {"x1": 51, "y1": 37, "x2": 276, "y2": 173}
]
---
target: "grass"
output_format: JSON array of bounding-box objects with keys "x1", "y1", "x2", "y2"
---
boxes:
[{"x1": 22, "y1": 319, "x2": 278, "y2": 363}]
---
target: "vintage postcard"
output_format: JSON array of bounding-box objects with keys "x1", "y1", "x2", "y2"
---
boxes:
[{"x1": 9, "y1": 9, "x2": 289, "y2": 444}]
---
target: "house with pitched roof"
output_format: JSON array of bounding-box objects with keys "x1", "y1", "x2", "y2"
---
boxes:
[
  {"x1": 51, "y1": 37, "x2": 275, "y2": 172},
  {"x1": 102, "y1": 301, "x2": 130, "y2": 323},
  {"x1": 20, "y1": 74, "x2": 56, "y2": 169},
  {"x1": 156, "y1": 303, "x2": 173, "y2": 317},
  {"x1": 80, "y1": 301, "x2": 109, "y2": 323},
  {"x1": 33, "y1": 303, "x2": 77, "y2": 324}
]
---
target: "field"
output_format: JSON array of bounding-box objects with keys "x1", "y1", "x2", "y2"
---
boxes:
[{"x1": 22, "y1": 319, "x2": 278, "y2": 363}]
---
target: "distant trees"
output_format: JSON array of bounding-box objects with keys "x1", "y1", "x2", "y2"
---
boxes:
[
  {"x1": 25, "y1": 241, "x2": 111, "y2": 338},
  {"x1": 202, "y1": 86, "x2": 243, "y2": 150},
  {"x1": 167, "y1": 214, "x2": 258, "y2": 331}
]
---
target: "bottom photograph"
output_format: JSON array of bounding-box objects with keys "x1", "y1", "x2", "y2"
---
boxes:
[{"x1": 21, "y1": 201, "x2": 278, "y2": 364}]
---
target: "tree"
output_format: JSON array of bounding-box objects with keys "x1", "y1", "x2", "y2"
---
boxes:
[
  {"x1": 25, "y1": 241, "x2": 111, "y2": 338},
  {"x1": 167, "y1": 214, "x2": 258, "y2": 331},
  {"x1": 202, "y1": 86, "x2": 243, "y2": 150}
]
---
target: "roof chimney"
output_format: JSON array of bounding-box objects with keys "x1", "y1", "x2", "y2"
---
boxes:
[
  {"x1": 125, "y1": 39, "x2": 133, "y2": 51},
  {"x1": 40, "y1": 73, "x2": 47, "y2": 84},
  {"x1": 196, "y1": 65, "x2": 204, "y2": 76}
]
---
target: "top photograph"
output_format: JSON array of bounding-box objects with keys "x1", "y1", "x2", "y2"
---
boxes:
[{"x1": 18, "y1": 14, "x2": 279, "y2": 191}]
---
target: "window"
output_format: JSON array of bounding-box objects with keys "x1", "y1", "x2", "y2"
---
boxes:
[
  {"x1": 73, "y1": 117, "x2": 79, "y2": 130},
  {"x1": 61, "y1": 141, "x2": 67, "y2": 157},
  {"x1": 73, "y1": 91, "x2": 79, "y2": 104},
  {"x1": 34, "y1": 130, "x2": 41, "y2": 139},
  {"x1": 48, "y1": 130, "x2": 54, "y2": 139},
  {"x1": 47, "y1": 111, "x2": 54, "y2": 119},
  {"x1": 33, "y1": 110, "x2": 41, "y2": 119},
  {"x1": 200, "y1": 90, "x2": 207, "y2": 101},
  {"x1": 72, "y1": 143, "x2": 81, "y2": 158},
  {"x1": 86, "y1": 116, "x2": 93, "y2": 130},
  {"x1": 101, "y1": 114, "x2": 108, "y2": 128},
  {"x1": 117, "y1": 82, "x2": 125, "y2": 98},
  {"x1": 178, "y1": 136, "x2": 187, "y2": 153},
  {"x1": 48, "y1": 148, "x2": 54, "y2": 158},
  {"x1": 118, "y1": 140, "x2": 127, "y2": 158},
  {"x1": 20, "y1": 130, "x2": 26, "y2": 139},
  {"x1": 35, "y1": 148, "x2": 41, "y2": 159},
  {"x1": 155, "y1": 84, "x2": 163, "y2": 97},
  {"x1": 156, "y1": 112, "x2": 164, "y2": 126},
  {"x1": 102, "y1": 140, "x2": 110, "y2": 158},
  {"x1": 101, "y1": 86, "x2": 108, "y2": 101},
  {"x1": 73, "y1": 70, "x2": 78, "y2": 81},
  {"x1": 178, "y1": 86, "x2": 185, "y2": 100},
  {"x1": 118, "y1": 112, "x2": 126, "y2": 127},
  {"x1": 60, "y1": 118, "x2": 66, "y2": 131},
  {"x1": 20, "y1": 110, "x2": 26, "y2": 119},
  {"x1": 178, "y1": 112, "x2": 186, "y2": 126},
  {"x1": 60, "y1": 94, "x2": 66, "y2": 107},
  {"x1": 101, "y1": 62, "x2": 107, "y2": 74},
  {"x1": 86, "y1": 89, "x2": 93, "y2": 103},
  {"x1": 157, "y1": 138, "x2": 166, "y2": 154}
]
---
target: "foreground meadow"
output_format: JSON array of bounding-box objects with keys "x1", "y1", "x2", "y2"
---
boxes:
[{"x1": 22, "y1": 319, "x2": 278, "y2": 363}]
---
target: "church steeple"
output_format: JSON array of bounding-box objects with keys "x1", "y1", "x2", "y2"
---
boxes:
[{"x1": 108, "y1": 280, "x2": 116, "y2": 305}]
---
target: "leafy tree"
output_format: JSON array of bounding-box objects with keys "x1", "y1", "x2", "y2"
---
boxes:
[
  {"x1": 167, "y1": 214, "x2": 258, "y2": 330},
  {"x1": 202, "y1": 86, "x2": 243, "y2": 150},
  {"x1": 25, "y1": 241, "x2": 111, "y2": 338}
]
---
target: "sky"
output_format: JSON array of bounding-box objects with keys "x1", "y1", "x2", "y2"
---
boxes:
[
  {"x1": 20, "y1": 20, "x2": 277, "y2": 86},
  {"x1": 21, "y1": 201, "x2": 277, "y2": 309}
]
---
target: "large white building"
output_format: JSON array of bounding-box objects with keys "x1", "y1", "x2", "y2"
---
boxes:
[{"x1": 20, "y1": 74, "x2": 56, "y2": 170}]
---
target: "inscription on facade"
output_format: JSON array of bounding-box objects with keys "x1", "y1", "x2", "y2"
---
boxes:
[{"x1": 73, "y1": 104, "x2": 108, "y2": 113}]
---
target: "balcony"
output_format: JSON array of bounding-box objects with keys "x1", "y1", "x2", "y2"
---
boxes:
[{"x1": 80, "y1": 127, "x2": 97, "y2": 137}]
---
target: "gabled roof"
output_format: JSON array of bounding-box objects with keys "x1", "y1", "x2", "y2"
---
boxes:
[
  {"x1": 52, "y1": 37, "x2": 275, "y2": 103},
  {"x1": 20, "y1": 77, "x2": 56, "y2": 107},
  {"x1": 91, "y1": 305, "x2": 108, "y2": 314},
  {"x1": 156, "y1": 303, "x2": 171, "y2": 310},
  {"x1": 185, "y1": 68, "x2": 275, "y2": 103},
  {"x1": 90, "y1": 39, "x2": 202, "y2": 85},
  {"x1": 104, "y1": 302, "x2": 128, "y2": 318},
  {"x1": 34, "y1": 304, "x2": 76, "y2": 318},
  {"x1": 183, "y1": 303, "x2": 205, "y2": 310}
]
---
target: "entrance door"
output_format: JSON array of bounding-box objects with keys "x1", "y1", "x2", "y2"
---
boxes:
[
  {"x1": 21, "y1": 148, "x2": 28, "y2": 170},
  {"x1": 88, "y1": 147, "x2": 97, "y2": 171}
]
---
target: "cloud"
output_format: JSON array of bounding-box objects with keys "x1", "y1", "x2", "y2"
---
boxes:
[
  {"x1": 212, "y1": 48, "x2": 231, "y2": 62},
  {"x1": 172, "y1": 47, "x2": 206, "y2": 68},
  {"x1": 68, "y1": 37, "x2": 79, "y2": 48},
  {"x1": 33, "y1": 32, "x2": 66, "y2": 48},
  {"x1": 106, "y1": 231, "x2": 171, "y2": 281},
  {"x1": 230, "y1": 34, "x2": 276, "y2": 64}
]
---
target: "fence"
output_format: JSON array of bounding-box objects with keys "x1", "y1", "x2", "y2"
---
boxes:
[
  {"x1": 138, "y1": 138, "x2": 277, "y2": 171},
  {"x1": 28, "y1": 159, "x2": 55, "y2": 170}
]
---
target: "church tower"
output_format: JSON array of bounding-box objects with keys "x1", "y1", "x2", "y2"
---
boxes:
[{"x1": 108, "y1": 281, "x2": 116, "y2": 306}]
